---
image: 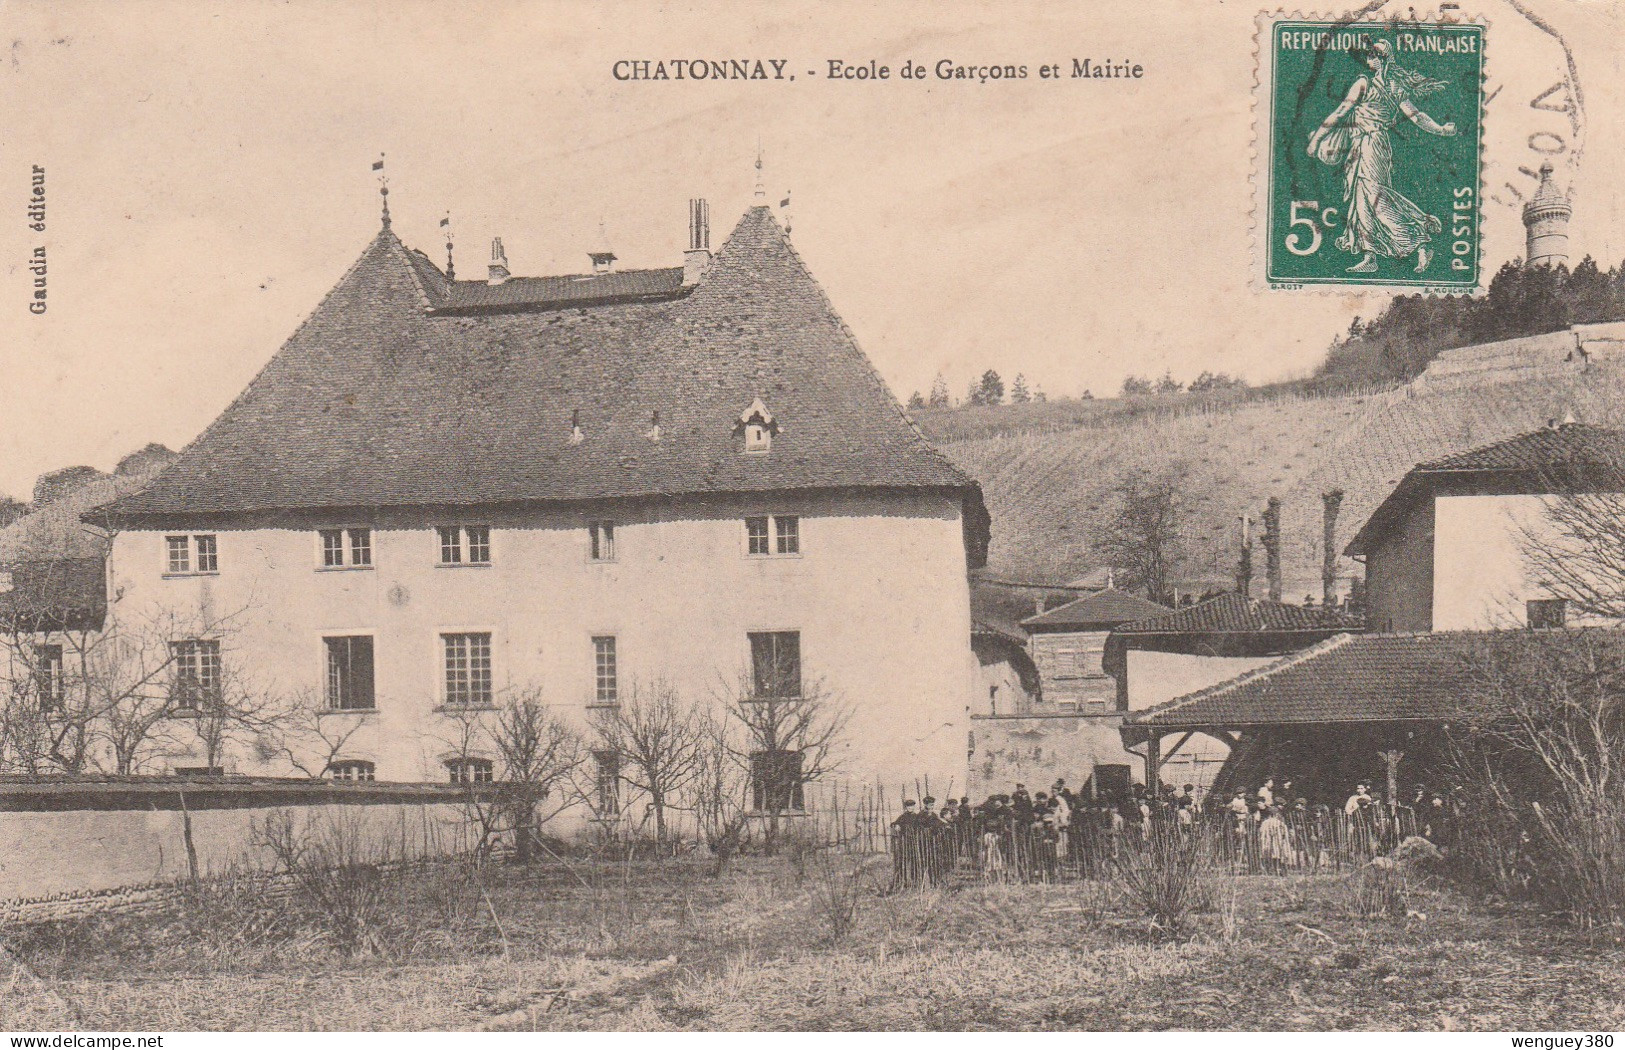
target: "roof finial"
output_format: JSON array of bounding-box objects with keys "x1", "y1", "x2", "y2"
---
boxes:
[
  {"x1": 373, "y1": 153, "x2": 390, "y2": 229},
  {"x1": 754, "y1": 142, "x2": 766, "y2": 201},
  {"x1": 440, "y1": 211, "x2": 455, "y2": 280}
]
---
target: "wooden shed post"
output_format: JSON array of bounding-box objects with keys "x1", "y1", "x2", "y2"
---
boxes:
[
  {"x1": 1144, "y1": 732, "x2": 1162, "y2": 794},
  {"x1": 1381, "y1": 749, "x2": 1405, "y2": 814}
]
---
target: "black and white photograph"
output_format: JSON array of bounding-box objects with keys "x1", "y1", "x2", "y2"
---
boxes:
[{"x1": 2, "y1": 0, "x2": 1625, "y2": 1036}]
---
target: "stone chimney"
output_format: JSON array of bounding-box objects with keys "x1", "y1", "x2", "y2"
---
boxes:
[
  {"x1": 487, "y1": 237, "x2": 510, "y2": 286},
  {"x1": 589, "y1": 220, "x2": 616, "y2": 274},
  {"x1": 684, "y1": 198, "x2": 711, "y2": 286},
  {"x1": 1234, "y1": 514, "x2": 1254, "y2": 597}
]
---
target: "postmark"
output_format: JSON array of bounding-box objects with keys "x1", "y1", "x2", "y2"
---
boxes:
[{"x1": 1258, "y1": 15, "x2": 1485, "y2": 291}]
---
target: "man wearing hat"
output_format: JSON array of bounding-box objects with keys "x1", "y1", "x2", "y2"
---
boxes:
[{"x1": 892, "y1": 800, "x2": 919, "y2": 885}]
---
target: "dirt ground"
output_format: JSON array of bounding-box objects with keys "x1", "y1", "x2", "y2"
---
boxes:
[{"x1": 5, "y1": 854, "x2": 1624, "y2": 1032}]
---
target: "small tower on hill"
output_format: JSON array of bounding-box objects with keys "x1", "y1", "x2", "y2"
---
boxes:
[{"x1": 1523, "y1": 161, "x2": 1572, "y2": 268}]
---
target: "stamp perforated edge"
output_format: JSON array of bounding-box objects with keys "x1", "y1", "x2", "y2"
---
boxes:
[{"x1": 1248, "y1": 5, "x2": 1490, "y2": 296}]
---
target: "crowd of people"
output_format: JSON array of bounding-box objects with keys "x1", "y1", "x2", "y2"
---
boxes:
[{"x1": 888, "y1": 776, "x2": 1456, "y2": 886}]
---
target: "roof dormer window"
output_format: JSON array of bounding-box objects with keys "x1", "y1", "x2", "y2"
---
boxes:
[{"x1": 735, "y1": 398, "x2": 778, "y2": 455}]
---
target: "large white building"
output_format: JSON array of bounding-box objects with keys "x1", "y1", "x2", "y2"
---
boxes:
[{"x1": 91, "y1": 192, "x2": 989, "y2": 817}]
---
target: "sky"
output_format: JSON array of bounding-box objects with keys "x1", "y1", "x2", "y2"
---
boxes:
[{"x1": 1, "y1": 0, "x2": 1621, "y2": 501}]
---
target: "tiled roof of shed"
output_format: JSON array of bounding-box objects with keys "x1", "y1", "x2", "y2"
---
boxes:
[
  {"x1": 1125, "y1": 631, "x2": 1491, "y2": 729},
  {"x1": 1021, "y1": 588, "x2": 1170, "y2": 630},
  {"x1": 98, "y1": 206, "x2": 987, "y2": 561},
  {"x1": 1111, "y1": 592, "x2": 1363, "y2": 636}
]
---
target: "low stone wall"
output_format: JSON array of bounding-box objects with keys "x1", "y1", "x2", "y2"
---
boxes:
[{"x1": 0, "y1": 777, "x2": 481, "y2": 903}]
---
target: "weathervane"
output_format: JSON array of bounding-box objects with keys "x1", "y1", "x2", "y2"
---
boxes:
[
  {"x1": 440, "y1": 210, "x2": 454, "y2": 280},
  {"x1": 754, "y1": 141, "x2": 766, "y2": 201},
  {"x1": 372, "y1": 153, "x2": 390, "y2": 228}
]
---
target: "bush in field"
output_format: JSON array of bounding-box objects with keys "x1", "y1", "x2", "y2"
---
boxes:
[
  {"x1": 254, "y1": 810, "x2": 400, "y2": 957},
  {"x1": 1345, "y1": 861, "x2": 1411, "y2": 919},
  {"x1": 1112, "y1": 825, "x2": 1220, "y2": 939},
  {"x1": 805, "y1": 849, "x2": 869, "y2": 943}
]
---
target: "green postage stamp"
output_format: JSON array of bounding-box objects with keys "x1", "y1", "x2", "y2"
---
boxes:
[{"x1": 1258, "y1": 16, "x2": 1485, "y2": 291}]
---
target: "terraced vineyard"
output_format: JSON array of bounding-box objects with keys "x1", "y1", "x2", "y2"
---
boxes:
[{"x1": 930, "y1": 360, "x2": 1625, "y2": 597}]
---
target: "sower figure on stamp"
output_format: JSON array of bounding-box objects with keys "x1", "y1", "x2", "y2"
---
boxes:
[{"x1": 1307, "y1": 39, "x2": 1457, "y2": 274}]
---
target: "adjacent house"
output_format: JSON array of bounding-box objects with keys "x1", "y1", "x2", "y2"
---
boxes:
[
  {"x1": 1020, "y1": 587, "x2": 1170, "y2": 712},
  {"x1": 1346, "y1": 421, "x2": 1625, "y2": 631},
  {"x1": 1123, "y1": 422, "x2": 1625, "y2": 796},
  {"x1": 89, "y1": 192, "x2": 990, "y2": 820},
  {"x1": 968, "y1": 587, "x2": 1171, "y2": 799}
]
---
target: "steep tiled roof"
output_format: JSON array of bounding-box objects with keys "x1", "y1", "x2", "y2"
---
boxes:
[
  {"x1": 1111, "y1": 592, "x2": 1363, "y2": 636},
  {"x1": 1347, "y1": 423, "x2": 1625, "y2": 555},
  {"x1": 98, "y1": 207, "x2": 987, "y2": 561},
  {"x1": 1124, "y1": 631, "x2": 1496, "y2": 731},
  {"x1": 1022, "y1": 588, "x2": 1170, "y2": 631}
]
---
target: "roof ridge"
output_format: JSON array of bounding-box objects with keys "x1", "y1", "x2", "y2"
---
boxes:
[
  {"x1": 122, "y1": 228, "x2": 409, "y2": 480},
  {"x1": 1131, "y1": 631, "x2": 1359, "y2": 723},
  {"x1": 458, "y1": 265, "x2": 685, "y2": 284},
  {"x1": 398, "y1": 239, "x2": 440, "y2": 312},
  {"x1": 1418, "y1": 421, "x2": 1625, "y2": 472},
  {"x1": 757, "y1": 207, "x2": 976, "y2": 486}
]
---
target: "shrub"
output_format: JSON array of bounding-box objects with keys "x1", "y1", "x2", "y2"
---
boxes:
[
  {"x1": 1112, "y1": 825, "x2": 1219, "y2": 939},
  {"x1": 1345, "y1": 861, "x2": 1410, "y2": 919},
  {"x1": 253, "y1": 810, "x2": 401, "y2": 957},
  {"x1": 805, "y1": 850, "x2": 869, "y2": 943},
  {"x1": 1446, "y1": 629, "x2": 1625, "y2": 935}
]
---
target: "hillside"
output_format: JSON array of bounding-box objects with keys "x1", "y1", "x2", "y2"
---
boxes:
[{"x1": 930, "y1": 326, "x2": 1625, "y2": 602}]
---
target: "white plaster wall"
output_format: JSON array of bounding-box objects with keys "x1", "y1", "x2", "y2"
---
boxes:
[
  {"x1": 0, "y1": 801, "x2": 473, "y2": 900},
  {"x1": 1432, "y1": 493, "x2": 1555, "y2": 630},
  {"x1": 970, "y1": 715, "x2": 1141, "y2": 795},
  {"x1": 1124, "y1": 650, "x2": 1277, "y2": 710},
  {"x1": 106, "y1": 491, "x2": 975, "y2": 803}
]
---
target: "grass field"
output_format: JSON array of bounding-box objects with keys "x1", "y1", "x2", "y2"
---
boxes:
[{"x1": 5, "y1": 855, "x2": 1623, "y2": 1032}]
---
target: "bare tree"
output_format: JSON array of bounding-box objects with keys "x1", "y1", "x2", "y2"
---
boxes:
[
  {"x1": 438, "y1": 690, "x2": 582, "y2": 862},
  {"x1": 691, "y1": 708, "x2": 751, "y2": 875},
  {"x1": 1090, "y1": 464, "x2": 1190, "y2": 604},
  {"x1": 0, "y1": 562, "x2": 270, "y2": 776},
  {"x1": 716, "y1": 660, "x2": 851, "y2": 855},
  {"x1": 588, "y1": 678, "x2": 703, "y2": 852},
  {"x1": 1449, "y1": 628, "x2": 1625, "y2": 929},
  {"x1": 1518, "y1": 456, "x2": 1625, "y2": 620},
  {"x1": 277, "y1": 688, "x2": 368, "y2": 778},
  {"x1": 491, "y1": 690, "x2": 582, "y2": 862},
  {"x1": 175, "y1": 645, "x2": 293, "y2": 773}
]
